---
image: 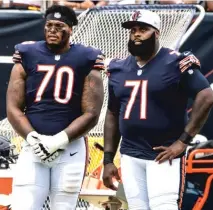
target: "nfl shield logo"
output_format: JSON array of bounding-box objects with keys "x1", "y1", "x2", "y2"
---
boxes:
[
  {"x1": 137, "y1": 69, "x2": 143, "y2": 76},
  {"x1": 55, "y1": 55, "x2": 60, "y2": 61},
  {"x1": 54, "y1": 12, "x2": 61, "y2": 19}
]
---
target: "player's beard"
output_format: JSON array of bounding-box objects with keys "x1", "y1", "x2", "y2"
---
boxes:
[
  {"x1": 128, "y1": 32, "x2": 156, "y2": 60},
  {"x1": 48, "y1": 42, "x2": 66, "y2": 52},
  {"x1": 46, "y1": 30, "x2": 70, "y2": 53}
]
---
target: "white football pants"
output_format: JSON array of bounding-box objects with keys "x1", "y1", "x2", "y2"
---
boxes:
[
  {"x1": 120, "y1": 154, "x2": 186, "y2": 210},
  {"x1": 11, "y1": 137, "x2": 87, "y2": 210}
]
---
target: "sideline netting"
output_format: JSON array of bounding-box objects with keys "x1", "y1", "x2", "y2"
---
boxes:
[{"x1": 0, "y1": 4, "x2": 202, "y2": 209}]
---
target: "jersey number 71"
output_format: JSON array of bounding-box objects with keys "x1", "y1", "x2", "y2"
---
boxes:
[
  {"x1": 35, "y1": 65, "x2": 74, "y2": 104},
  {"x1": 124, "y1": 80, "x2": 148, "y2": 119}
]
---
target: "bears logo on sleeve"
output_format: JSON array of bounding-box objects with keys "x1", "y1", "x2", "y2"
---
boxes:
[
  {"x1": 93, "y1": 54, "x2": 105, "y2": 71},
  {"x1": 12, "y1": 41, "x2": 36, "y2": 64},
  {"x1": 179, "y1": 52, "x2": 201, "y2": 73},
  {"x1": 12, "y1": 50, "x2": 22, "y2": 64}
]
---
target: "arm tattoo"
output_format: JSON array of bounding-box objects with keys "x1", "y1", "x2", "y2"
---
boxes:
[
  {"x1": 8, "y1": 77, "x2": 26, "y2": 125},
  {"x1": 82, "y1": 70, "x2": 104, "y2": 115},
  {"x1": 63, "y1": 70, "x2": 104, "y2": 140},
  {"x1": 8, "y1": 77, "x2": 26, "y2": 110},
  {"x1": 185, "y1": 88, "x2": 213, "y2": 137},
  {"x1": 7, "y1": 64, "x2": 34, "y2": 138},
  {"x1": 7, "y1": 64, "x2": 26, "y2": 111}
]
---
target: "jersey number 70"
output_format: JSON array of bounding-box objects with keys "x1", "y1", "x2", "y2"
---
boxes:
[
  {"x1": 124, "y1": 80, "x2": 148, "y2": 119},
  {"x1": 35, "y1": 65, "x2": 74, "y2": 104}
]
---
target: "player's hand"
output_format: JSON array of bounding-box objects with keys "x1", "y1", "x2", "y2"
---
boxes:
[
  {"x1": 26, "y1": 131, "x2": 40, "y2": 146},
  {"x1": 153, "y1": 140, "x2": 187, "y2": 165},
  {"x1": 103, "y1": 163, "x2": 120, "y2": 191},
  {"x1": 41, "y1": 149, "x2": 63, "y2": 164},
  {"x1": 32, "y1": 131, "x2": 69, "y2": 160}
]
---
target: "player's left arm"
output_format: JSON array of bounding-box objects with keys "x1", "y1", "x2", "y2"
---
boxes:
[
  {"x1": 63, "y1": 52, "x2": 105, "y2": 140},
  {"x1": 63, "y1": 69, "x2": 104, "y2": 139},
  {"x1": 180, "y1": 69, "x2": 213, "y2": 140},
  {"x1": 154, "y1": 54, "x2": 213, "y2": 164}
]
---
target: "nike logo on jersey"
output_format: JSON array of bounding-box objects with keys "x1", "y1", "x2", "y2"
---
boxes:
[
  {"x1": 70, "y1": 152, "x2": 77, "y2": 156},
  {"x1": 183, "y1": 51, "x2": 190, "y2": 56}
]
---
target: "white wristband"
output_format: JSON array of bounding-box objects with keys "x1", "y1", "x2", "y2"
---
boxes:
[{"x1": 54, "y1": 131, "x2": 69, "y2": 149}]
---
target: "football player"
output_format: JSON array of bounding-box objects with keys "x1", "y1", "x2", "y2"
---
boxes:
[
  {"x1": 7, "y1": 5, "x2": 104, "y2": 210},
  {"x1": 102, "y1": 10, "x2": 213, "y2": 210}
]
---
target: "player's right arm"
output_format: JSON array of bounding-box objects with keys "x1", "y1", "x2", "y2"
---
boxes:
[
  {"x1": 103, "y1": 73, "x2": 121, "y2": 190},
  {"x1": 104, "y1": 86, "x2": 121, "y2": 160},
  {"x1": 6, "y1": 63, "x2": 34, "y2": 139}
]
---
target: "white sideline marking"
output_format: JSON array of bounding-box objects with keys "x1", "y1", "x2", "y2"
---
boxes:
[
  {"x1": 0, "y1": 56, "x2": 13, "y2": 64},
  {"x1": 0, "y1": 56, "x2": 114, "y2": 66}
]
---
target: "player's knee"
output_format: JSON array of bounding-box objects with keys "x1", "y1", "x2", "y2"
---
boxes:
[
  {"x1": 149, "y1": 194, "x2": 178, "y2": 210},
  {"x1": 12, "y1": 186, "x2": 48, "y2": 210},
  {"x1": 51, "y1": 191, "x2": 78, "y2": 210},
  {"x1": 11, "y1": 190, "x2": 34, "y2": 210},
  {"x1": 60, "y1": 163, "x2": 84, "y2": 193},
  {"x1": 51, "y1": 201, "x2": 74, "y2": 210},
  {"x1": 127, "y1": 198, "x2": 149, "y2": 210},
  {"x1": 50, "y1": 164, "x2": 84, "y2": 209}
]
